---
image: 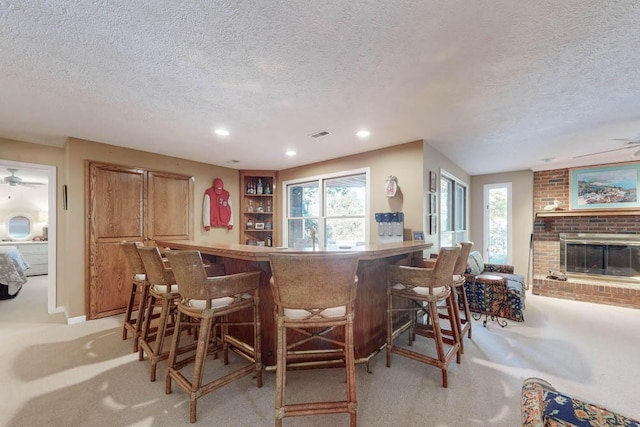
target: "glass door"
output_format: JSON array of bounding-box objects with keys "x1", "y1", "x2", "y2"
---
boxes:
[{"x1": 483, "y1": 183, "x2": 511, "y2": 264}]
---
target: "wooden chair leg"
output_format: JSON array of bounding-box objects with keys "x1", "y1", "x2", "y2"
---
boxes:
[
  {"x1": 459, "y1": 285, "x2": 472, "y2": 339},
  {"x1": 139, "y1": 293, "x2": 156, "y2": 362},
  {"x1": 253, "y1": 302, "x2": 263, "y2": 387},
  {"x1": 446, "y1": 294, "x2": 462, "y2": 364},
  {"x1": 429, "y1": 300, "x2": 448, "y2": 388},
  {"x1": 386, "y1": 289, "x2": 393, "y2": 368},
  {"x1": 122, "y1": 280, "x2": 137, "y2": 341},
  {"x1": 346, "y1": 314, "x2": 357, "y2": 427},
  {"x1": 132, "y1": 284, "x2": 150, "y2": 353},
  {"x1": 166, "y1": 311, "x2": 184, "y2": 396},
  {"x1": 275, "y1": 316, "x2": 286, "y2": 427}
]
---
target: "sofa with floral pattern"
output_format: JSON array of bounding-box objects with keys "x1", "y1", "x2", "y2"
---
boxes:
[
  {"x1": 463, "y1": 250, "x2": 526, "y2": 322},
  {"x1": 521, "y1": 377, "x2": 639, "y2": 426}
]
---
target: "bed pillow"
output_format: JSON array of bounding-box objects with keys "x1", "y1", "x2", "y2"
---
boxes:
[{"x1": 467, "y1": 251, "x2": 484, "y2": 275}]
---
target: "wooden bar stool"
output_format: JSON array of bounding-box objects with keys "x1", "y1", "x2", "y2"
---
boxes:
[
  {"x1": 386, "y1": 246, "x2": 461, "y2": 387},
  {"x1": 164, "y1": 250, "x2": 262, "y2": 424},
  {"x1": 137, "y1": 246, "x2": 181, "y2": 382},
  {"x1": 268, "y1": 253, "x2": 360, "y2": 427},
  {"x1": 452, "y1": 242, "x2": 474, "y2": 349},
  {"x1": 120, "y1": 241, "x2": 149, "y2": 353}
]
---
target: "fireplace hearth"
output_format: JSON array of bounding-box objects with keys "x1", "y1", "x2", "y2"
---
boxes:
[{"x1": 560, "y1": 233, "x2": 640, "y2": 282}]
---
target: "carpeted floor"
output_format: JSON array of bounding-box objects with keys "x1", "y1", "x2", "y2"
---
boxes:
[{"x1": 1, "y1": 275, "x2": 638, "y2": 426}]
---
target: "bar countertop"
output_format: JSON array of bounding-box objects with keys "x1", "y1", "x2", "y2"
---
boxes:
[{"x1": 155, "y1": 239, "x2": 431, "y2": 262}]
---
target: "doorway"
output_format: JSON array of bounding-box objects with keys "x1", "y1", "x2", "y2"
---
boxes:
[{"x1": 0, "y1": 159, "x2": 58, "y2": 314}]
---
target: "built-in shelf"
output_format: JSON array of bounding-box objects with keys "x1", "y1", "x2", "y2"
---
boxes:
[{"x1": 535, "y1": 209, "x2": 640, "y2": 218}]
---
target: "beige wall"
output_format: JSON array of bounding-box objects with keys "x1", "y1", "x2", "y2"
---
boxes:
[
  {"x1": 2, "y1": 137, "x2": 239, "y2": 318},
  {"x1": 470, "y1": 170, "x2": 533, "y2": 276},
  {"x1": 278, "y1": 140, "x2": 424, "y2": 243},
  {"x1": 3, "y1": 136, "x2": 489, "y2": 318},
  {"x1": 422, "y1": 142, "x2": 470, "y2": 256}
]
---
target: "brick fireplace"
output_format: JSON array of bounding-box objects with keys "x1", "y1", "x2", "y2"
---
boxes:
[{"x1": 532, "y1": 168, "x2": 640, "y2": 309}]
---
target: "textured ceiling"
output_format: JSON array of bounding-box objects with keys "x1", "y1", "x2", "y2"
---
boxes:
[{"x1": 1, "y1": 1, "x2": 640, "y2": 175}]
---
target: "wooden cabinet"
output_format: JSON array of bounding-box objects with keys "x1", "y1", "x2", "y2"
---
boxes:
[
  {"x1": 17, "y1": 242, "x2": 48, "y2": 276},
  {"x1": 239, "y1": 170, "x2": 276, "y2": 247},
  {"x1": 86, "y1": 162, "x2": 193, "y2": 319}
]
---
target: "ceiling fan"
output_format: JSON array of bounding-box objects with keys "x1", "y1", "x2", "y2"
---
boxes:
[
  {"x1": 572, "y1": 134, "x2": 640, "y2": 159},
  {"x1": 2, "y1": 168, "x2": 46, "y2": 187}
]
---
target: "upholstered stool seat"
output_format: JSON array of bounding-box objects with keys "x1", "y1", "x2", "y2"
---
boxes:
[{"x1": 164, "y1": 250, "x2": 262, "y2": 424}]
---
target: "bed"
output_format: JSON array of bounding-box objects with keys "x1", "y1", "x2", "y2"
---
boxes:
[{"x1": 0, "y1": 246, "x2": 30, "y2": 300}]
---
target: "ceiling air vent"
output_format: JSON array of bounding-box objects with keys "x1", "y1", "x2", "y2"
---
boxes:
[{"x1": 309, "y1": 130, "x2": 332, "y2": 138}]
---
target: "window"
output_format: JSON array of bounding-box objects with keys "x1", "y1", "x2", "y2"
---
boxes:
[
  {"x1": 6, "y1": 214, "x2": 32, "y2": 240},
  {"x1": 284, "y1": 169, "x2": 369, "y2": 249},
  {"x1": 439, "y1": 171, "x2": 468, "y2": 246}
]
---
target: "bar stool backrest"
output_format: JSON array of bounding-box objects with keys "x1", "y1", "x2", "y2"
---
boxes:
[
  {"x1": 453, "y1": 242, "x2": 473, "y2": 277},
  {"x1": 166, "y1": 250, "x2": 259, "y2": 301},
  {"x1": 137, "y1": 246, "x2": 174, "y2": 285},
  {"x1": 268, "y1": 253, "x2": 360, "y2": 311},
  {"x1": 120, "y1": 241, "x2": 145, "y2": 277}
]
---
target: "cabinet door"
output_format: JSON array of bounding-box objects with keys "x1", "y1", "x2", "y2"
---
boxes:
[
  {"x1": 87, "y1": 164, "x2": 194, "y2": 319},
  {"x1": 147, "y1": 171, "x2": 194, "y2": 244},
  {"x1": 87, "y1": 163, "x2": 146, "y2": 319}
]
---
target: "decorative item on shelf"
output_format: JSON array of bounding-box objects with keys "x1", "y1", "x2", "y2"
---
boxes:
[
  {"x1": 543, "y1": 199, "x2": 561, "y2": 211},
  {"x1": 266, "y1": 234, "x2": 272, "y2": 247},
  {"x1": 246, "y1": 239, "x2": 256, "y2": 246},
  {"x1": 247, "y1": 199, "x2": 254, "y2": 212},
  {"x1": 266, "y1": 199, "x2": 272, "y2": 212},
  {"x1": 257, "y1": 240, "x2": 265, "y2": 247},
  {"x1": 257, "y1": 178, "x2": 263, "y2": 194},
  {"x1": 385, "y1": 175, "x2": 398, "y2": 197},
  {"x1": 257, "y1": 201, "x2": 264, "y2": 212},
  {"x1": 265, "y1": 219, "x2": 272, "y2": 230},
  {"x1": 246, "y1": 218, "x2": 253, "y2": 229},
  {"x1": 255, "y1": 222, "x2": 265, "y2": 230},
  {"x1": 265, "y1": 182, "x2": 271, "y2": 194}
]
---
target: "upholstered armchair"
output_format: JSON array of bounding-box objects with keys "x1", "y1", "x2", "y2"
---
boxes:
[
  {"x1": 463, "y1": 251, "x2": 526, "y2": 322},
  {"x1": 521, "y1": 377, "x2": 639, "y2": 426}
]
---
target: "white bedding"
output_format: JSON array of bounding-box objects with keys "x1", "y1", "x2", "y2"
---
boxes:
[{"x1": 0, "y1": 246, "x2": 30, "y2": 296}]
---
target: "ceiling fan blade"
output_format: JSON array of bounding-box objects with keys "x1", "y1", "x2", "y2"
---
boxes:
[
  {"x1": 572, "y1": 144, "x2": 640, "y2": 159},
  {"x1": 20, "y1": 182, "x2": 46, "y2": 187}
]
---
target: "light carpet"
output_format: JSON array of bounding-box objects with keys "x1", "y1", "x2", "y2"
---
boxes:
[{"x1": 1, "y1": 275, "x2": 638, "y2": 426}]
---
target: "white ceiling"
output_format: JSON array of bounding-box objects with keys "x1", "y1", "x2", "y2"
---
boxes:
[{"x1": 1, "y1": 1, "x2": 640, "y2": 175}]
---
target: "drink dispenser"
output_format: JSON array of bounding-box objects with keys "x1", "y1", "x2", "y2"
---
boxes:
[{"x1": 375, "y1": 211, "x2": 404, "y2": 243}]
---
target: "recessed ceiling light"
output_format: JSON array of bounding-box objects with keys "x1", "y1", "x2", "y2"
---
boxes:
[
  {"x1": 215, "y1": 129, "x2": 230, "y2": 136},
  {"x1": 285, "y1": 150, "x2": 296, "y2": 156},
  {"x1": 356, "y1": 130, "x2": 371, "y2": 138}
]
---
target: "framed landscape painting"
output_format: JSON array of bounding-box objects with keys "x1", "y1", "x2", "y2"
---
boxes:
[{"x1": 570, "y1": 164, "x2": 640, "y2": 210}]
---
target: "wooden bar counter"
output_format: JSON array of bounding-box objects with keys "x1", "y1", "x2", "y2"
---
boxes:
[{"x1": 156, "y1": 239, "x2": 431, "y2": 367}]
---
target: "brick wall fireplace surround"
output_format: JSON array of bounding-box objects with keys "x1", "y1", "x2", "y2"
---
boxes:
[{"x1": 532, "y1": 168, "x2": 640, "y2": 309}]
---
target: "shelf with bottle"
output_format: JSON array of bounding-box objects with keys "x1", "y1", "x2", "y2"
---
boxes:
[
  {"x1": 240, "y1": 170, "x2": 277, "y2": 246},
  {"x1": 244, "y1": 199, "x2": 272, "y2": 214},
  {"x1": 244, "y1": 177, "x2": 273, "y2": 196}
]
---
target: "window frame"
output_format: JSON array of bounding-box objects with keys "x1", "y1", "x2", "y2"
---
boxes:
[
  {"x1": 439, "y1": 170, "x2": 469, "y2": 247},
  {"x1": 282, "y1": 167, "x2": 370, "y2": 250}
]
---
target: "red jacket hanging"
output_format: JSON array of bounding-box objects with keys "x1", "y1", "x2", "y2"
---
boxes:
[{"x1": 203, "y1": 178, "x2": 233, "y2": 230}]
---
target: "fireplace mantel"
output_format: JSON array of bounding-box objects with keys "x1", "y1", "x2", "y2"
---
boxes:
[{"x1": 536, "y1": 209, "x2": 640, "y2": 218}]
